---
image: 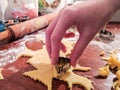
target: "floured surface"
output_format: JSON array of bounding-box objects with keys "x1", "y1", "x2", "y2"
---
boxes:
[{"x1": 19, "y1": 41, "x2": 93, "y2": 90}]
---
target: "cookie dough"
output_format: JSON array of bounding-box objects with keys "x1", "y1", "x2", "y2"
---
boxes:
[
  {"x1": 102, "y1": 52, "x2": 120, "y2": 70},
  {"x1": 113, "y1": 70, "x2": 120, "y2": 90},
  {"x1": 19, "y1": 40, "x2": 93, "y2": 90},
  {"x1": 0, "y1": 68, "x2": 3, "y2": 80},
  {"x1": 98, "y1": 65, "x2": 109, "y2": 77},
  {"x1": 100, "y1": 50, "x2": 120, "y2": 89}
]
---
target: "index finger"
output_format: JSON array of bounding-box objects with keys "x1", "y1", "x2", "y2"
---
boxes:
[
  {"x1": 50, "y1": 13, "x2": 74, "y2": 64},
  {"x1": 45, "y1": 14, "x2": 61, "y2": 58}
]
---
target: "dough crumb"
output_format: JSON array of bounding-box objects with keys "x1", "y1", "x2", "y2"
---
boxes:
[
  {"x1": 0, "y1": 68, "x2": 4, "y2": 80},
  {"x1": 98, "y1": 65, "x2": 109, "y2": 77}
]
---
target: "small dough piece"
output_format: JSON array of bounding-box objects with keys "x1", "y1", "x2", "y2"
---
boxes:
[
  {"x1": 100, "y1": 51, "x2": 105, "y2": 56},
  {"x1": 101, "y1": 57, "x2": 110, "y2": 61},
  {"x1": 71, "y1": 64, "x2": 91, "y2": 71},
  {"x1": 112, "y1": 70, "x2": 120, "y2": 90},
  {"x1": 0, "y1": 68, "x2": 4, "y2": 80},
  {"x1": 101, "y1": 50, "x2": 120, "y2": 89},
  {"x1": 113, "y1": 80, "x2": 120, "y2": 90},
  {"x1": 101, "y1": 52, "x2": 120, "y2": 70},
  {"x1": 108, "y1": 54, "x2": 120, "y2": 70},
  {"x1": 116, "y1": 70, "x2": 120, "y2": 79},
  {"x1": 98, "y1": 65, "x2": 109, "y2": 77}
]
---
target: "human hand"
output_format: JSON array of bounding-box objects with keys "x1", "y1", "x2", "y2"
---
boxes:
[{"x1": 45, "y1": 0, "x2": 120, "y2": 66}]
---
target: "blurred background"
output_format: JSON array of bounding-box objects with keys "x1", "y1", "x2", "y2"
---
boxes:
[{"x1": 0, "y1": 0, "x2": 120, "y2": 21}]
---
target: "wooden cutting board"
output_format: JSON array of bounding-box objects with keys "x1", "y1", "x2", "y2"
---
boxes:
[{"x1": 0, "y1": 23, "x2": 120, "y2": 90}]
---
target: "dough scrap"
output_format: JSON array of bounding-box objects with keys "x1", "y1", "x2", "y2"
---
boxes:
[
  {"x1": 0, "y1": 68, "x2": 3, "y2": 80},
  {"x1": 102, "y1": 53, "x2": 120, "y2": 70},
  {"x1": 99, "y1": 51, "x2": 105, "y2": 56},
  {"x1": 98, "y1": 65, "x2": 109, "y2": 77},
  {"x1": 71, "y1": 64, "x2": 91, "y2": 71},
  {"x1": 100, "y1": 50, "x2": 120, "y2": 89},
  {"x1": 112, "y1": 70, "x2": 120, "y2": 90},
  {"x1": 113, "y1": 80, "x2": 120, "y2": 90},
  {"x1": 20, "y1": 40, "x2": 93, "y2": 90}
]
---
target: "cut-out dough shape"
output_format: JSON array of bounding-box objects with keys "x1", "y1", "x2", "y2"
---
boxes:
[{"x1": 19, "y1": 40, "x2": 93, "y2": 90}]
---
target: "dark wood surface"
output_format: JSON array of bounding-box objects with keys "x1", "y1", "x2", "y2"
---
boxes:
[{"x1": 0, "y1": 23, "x2": 120, "y2": 90}]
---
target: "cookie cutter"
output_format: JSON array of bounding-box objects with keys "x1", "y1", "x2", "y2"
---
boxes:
[
  {"x1": 99, "y1": 29, "x2": 115, "y2": 41},
  {"x1": 4, "y1": 19, "x2": 19, "y2": 27},
  {"x1": 15, "y1": 15, "x2": 30, "y2": 22},
  {"x1": 55, "y1": 57, "x2": 71, "y2": 75}
]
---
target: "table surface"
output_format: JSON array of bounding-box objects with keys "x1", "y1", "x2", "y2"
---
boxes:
[{"x1": 0, "y1": 23, "x2": 120, "y2": 90}]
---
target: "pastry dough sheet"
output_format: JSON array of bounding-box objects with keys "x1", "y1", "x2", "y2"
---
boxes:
[{"x1": 19, "y1": 40, "x2": 93, "y2": 90}]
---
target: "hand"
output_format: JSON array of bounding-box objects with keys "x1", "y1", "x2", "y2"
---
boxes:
[{"x1": 45, "y1": 0, "x2": 120, "y2": 66}]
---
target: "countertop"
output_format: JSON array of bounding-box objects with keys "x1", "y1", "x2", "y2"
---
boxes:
[{"x1": 0, "y1": 23, "x2": 120, "y2": 90}]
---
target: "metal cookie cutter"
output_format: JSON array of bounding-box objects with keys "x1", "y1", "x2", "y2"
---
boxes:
[
  {"x1": 15, "y1": 15, "x2": 30, "y2": 22},
  {"x1": 99, "y1": 29, "x2": 115, "y2": 41},
  {"x1": 4, "y1": 19, "x2": 19, "y2": 27},
  {"x1": 55, "y1": 57, "x2": 71, "y2": 75}
]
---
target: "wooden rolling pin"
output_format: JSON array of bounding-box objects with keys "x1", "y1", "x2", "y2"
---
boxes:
[{"x1": 0, "y1": 13, "x2": 57, "y2": 42}]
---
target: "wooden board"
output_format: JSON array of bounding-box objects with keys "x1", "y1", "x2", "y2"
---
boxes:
[{"x1": 0, "y1": 23, "x2": 120, "y2": 90}]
